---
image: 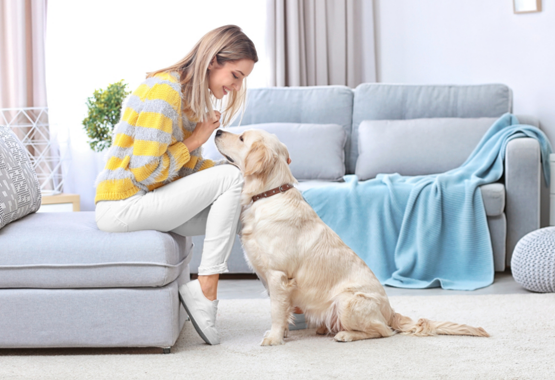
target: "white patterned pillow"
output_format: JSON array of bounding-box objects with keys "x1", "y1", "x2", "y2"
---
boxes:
[{"x1": 0, "y1": 126, "x2": 42, "y2": 229}]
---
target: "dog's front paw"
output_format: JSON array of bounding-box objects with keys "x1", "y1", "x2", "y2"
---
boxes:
[
  {"x1": 334, "y1": 331, "x2": 353, "y2": 342},
  {"x1": 260, "y1": 330, "x2": 285, "y2": 346}
]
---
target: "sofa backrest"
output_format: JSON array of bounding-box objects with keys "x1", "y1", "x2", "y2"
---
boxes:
[
  {"x1": 350, "y1": 84, "x2": 513, "y2": 173},
  {"x1": 231, "y1": 86, "x2": 353, "y2": 163},
  {"x1": 232, "y1": 86, "x2": 353, "y2": 130},
  {"x1": 233, "y1": 83, "x2": 513, "y2": 177}
]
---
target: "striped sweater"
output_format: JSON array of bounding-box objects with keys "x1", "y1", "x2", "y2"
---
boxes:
[{"x1": 95, "y1": 71, "x2": 217, "y2": 203}]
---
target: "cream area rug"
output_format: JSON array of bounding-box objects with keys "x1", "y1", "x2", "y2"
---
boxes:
[{"x1": 1, "y1": 294, "x2": 554, "y2": 380}]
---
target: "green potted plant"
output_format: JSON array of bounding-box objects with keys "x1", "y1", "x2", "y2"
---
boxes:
[{"x1": 82, "y1": 80, "x2": 131, "y2": 152}]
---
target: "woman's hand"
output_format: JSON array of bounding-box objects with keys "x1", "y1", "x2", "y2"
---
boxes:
[{"x1": 184, "y1": 111, "x2": 221, "y2": 152}]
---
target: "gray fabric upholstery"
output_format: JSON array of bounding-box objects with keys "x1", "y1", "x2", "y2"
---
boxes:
[
  {"x1": 512, "y1": 227, "x2": 555, "y2": 292},
  {"x1": 231, "y1": 86, "x2": 353, "y2": 173},
  {"x1": 232, "y1": 86, "x2": 353, "y2": 132},
  {"x1": 516, "y1": 115, "x2": 540, "y2": 129},
  {"x1": 355, "y1": 117, "x2": 499, "y2": 179},
  {"x1": 351, "y1": 84, "x2": 512, "y2": 173},
  {"x1": 488, "y1": 214, "x2": 507, "y2": 272},
  {"x1": 204, "y1": 123, "x2": 347, "y2": 181},
  {"x1": 0, "y1": 212, "x2": 192, "y2": 288},
  {"x1": 0, "y1": 271, "x2": 190, "y2": 348},
  {"x1": 0, "y1": 126, "x2": 41, "y2": 230},
  {"x1": 516, "y1": 116, "x2": 549, "y2": 229},
  {"x1": 505, "y1": 138, "x2": 541, "y2": 267},
  {"x1": 295, "y1": 180, "x2": 343, "y2": 192},
  {"x1": 481, "y1": 183, "x2": 505, "y2": 217}
]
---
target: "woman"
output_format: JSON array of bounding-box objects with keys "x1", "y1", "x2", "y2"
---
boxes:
[{"x1": 94, "y1": 25, "x2": 257, "y2": 345}]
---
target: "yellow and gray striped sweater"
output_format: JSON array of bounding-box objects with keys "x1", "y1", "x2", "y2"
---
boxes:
[{"x1": 95, "y1": 71, "x2": 217, "y2": 203}]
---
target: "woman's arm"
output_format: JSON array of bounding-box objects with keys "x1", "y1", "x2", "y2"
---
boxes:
[
  {"x1": 184, "y1": 110, "x2": 221, "y2": 152},
  {"x1": 126, "y1": 82, "x2": 192, "y2": 187}
]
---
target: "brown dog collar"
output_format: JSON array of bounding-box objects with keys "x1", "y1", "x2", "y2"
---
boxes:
[{"x1": 252, "y1": 184, "x2": 294, "y2": 203}]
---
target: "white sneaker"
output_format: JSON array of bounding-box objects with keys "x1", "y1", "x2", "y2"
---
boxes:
[{"x1": 178, "y1": 280, "x2": 220, "y2": 345}]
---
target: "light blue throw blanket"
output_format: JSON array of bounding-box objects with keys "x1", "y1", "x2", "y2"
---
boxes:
[{"x1": 303, "y1": 114, "x2": 552, "y2": 290}]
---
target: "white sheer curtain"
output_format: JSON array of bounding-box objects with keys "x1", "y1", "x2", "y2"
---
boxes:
[
  {"x1": 46, "y1": 0, "x2": 268, "y2": 211},
  {"x1": 0, "y1": 0, "x2": 56, "y2": 193},
  {"x1": 266, "y1": 0, "x2": 376, "y2": 87},
  {"x1": 0, "y1": 0, "x2": 49, "y2": 109}
]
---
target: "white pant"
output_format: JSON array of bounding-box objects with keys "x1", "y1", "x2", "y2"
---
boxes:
[{"x1": 95, "y1": 165, "x2": 244, "y2": 275}]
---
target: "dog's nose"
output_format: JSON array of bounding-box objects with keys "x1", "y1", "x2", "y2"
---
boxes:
[{"x1": 216, "y1": 129, "x2": 223, "y2": 137}]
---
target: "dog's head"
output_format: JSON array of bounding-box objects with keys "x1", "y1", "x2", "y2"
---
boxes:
[{"x1": 214, "y1": 129, "x2": 297, "y2": 202}]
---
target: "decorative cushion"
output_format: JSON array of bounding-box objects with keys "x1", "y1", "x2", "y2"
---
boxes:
[
  {"x1": 355, "y1": 117, "x2": 499, "y2": 180},
  {"x1": 350, "y1": 83, "x2": 512, "y2": 174},
  {"x1": 0, "y1": 126, "x2": 41, "y2": 229},
  {"x1": 511, "y1": 227, "x2": 555, "y2": 293},
  {"x1": 203, "y1": 123, "x2": 347, "y2": 181}
]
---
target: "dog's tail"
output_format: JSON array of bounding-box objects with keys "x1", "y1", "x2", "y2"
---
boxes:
[{"x1": 389, "y1": 312, "x2": 489, "y2": 337}]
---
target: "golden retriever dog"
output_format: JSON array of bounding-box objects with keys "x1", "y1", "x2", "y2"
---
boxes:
[{"x1": 214, "y1": 128, "x2": 489, "y2": 346}]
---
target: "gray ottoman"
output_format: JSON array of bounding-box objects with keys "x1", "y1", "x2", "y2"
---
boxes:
[{"x1": 511, "y1": 227, "x2": 555, "y2": 293}]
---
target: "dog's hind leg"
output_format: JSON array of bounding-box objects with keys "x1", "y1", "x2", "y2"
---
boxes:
[
  {"x1": 334, "y1": 291, "x2": 394, "y2": 342},
  {"x1": 316, "y1": 324, "x2": 329, "y2": 335},
  {"x1": 334, "y1": 330, "x2": 383, "y2": 342},
  {"x1": 260, "y1": 270, "x2": 296, "y2": 346}
]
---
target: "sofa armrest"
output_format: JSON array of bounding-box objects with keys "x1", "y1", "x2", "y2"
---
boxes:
[
  {"x1": 516, "y1": 114, "x2": 540, "y2": 128},
  {"x1": 505, "y1": 137, "x2": 541, "y2": 267}
]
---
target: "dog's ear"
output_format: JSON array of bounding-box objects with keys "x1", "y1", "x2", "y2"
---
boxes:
[
  {"x1": 244, "y1": 140, "x2": 275, "y2": 176},
  {"x1": 278, "y1": 142, "x2": 291, "y2": 165}
]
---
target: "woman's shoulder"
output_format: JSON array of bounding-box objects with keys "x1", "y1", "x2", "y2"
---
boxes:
[
  {"x1": 141, "y1": 71, "x2": 181, "y2": 89},
  {"x1": 152, "y1": 71, "x2": 180, "y2": 84},
  {"x1": 131, "y1": 71, "x2": 183, "y2": 111}
]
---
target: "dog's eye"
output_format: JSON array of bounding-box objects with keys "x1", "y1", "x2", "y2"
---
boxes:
[{"x1": 240, "y1": 135, "x2": 244, "y2": 142}]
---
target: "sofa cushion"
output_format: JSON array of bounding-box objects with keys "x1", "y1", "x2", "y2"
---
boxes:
[
  {"x1": 231, "y1": 85, "x2": 354, "y2": 174},
  {"x1": 355, "y1": 117, "x2": 500, "y2": 179},
  {"x1": 297, "y1": 180, "x2": 504, "y2": 217},
  {"x1": 0, "y1": 126, "x2": 42, "y2": 230},
  {"x1": 0, "y1": 212, "x2": 192, "y2": 288},
  {"x1": 204, "y1": 123, "x2": 347, "y2": 181},
  {"x1": 349, "y1": 84, "x2": 512, "y2": 173}
]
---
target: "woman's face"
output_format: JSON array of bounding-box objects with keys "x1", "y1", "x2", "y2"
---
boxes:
[{"x1": 208, "y1": 58, "x2": 255, "y2": 99}]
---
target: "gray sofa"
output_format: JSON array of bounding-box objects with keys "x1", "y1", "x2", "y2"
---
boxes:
[
  {"x1": 192, "y1": 83, "x2": 546, "y2": 274},
  {"x1": 0, "y1": 126, "x2": 191, "y2": 352},
  {"x1": 0, "y1": 83, "x2": 545, "y2": 351},
  {"x1": 0, "y1": 213, "x2": 192, "y2": 352}
]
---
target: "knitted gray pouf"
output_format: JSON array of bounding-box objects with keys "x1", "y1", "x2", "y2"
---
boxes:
[{"x1": 511, "y1": 227, "x2": 555, "y2": 292}]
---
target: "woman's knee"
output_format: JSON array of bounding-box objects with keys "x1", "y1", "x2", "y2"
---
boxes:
[{"x1": 217, "y1": 164, "x2": 244, "y2": 187}]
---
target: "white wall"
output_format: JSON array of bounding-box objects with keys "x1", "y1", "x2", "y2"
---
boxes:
[
  {"x1": 374, "y1": 0, "x2": 554, "y2": 225},
  {"x1": 375, "y1": 0, "x2": 555, "y2": 141},
  {"x1": 45, "y1": 0, "x2": 266, "y2": 211}
]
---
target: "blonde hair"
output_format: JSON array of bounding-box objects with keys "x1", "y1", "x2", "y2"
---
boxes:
[{"x1": 146, "y1": 25, "x2": 258, "y2": 127}]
